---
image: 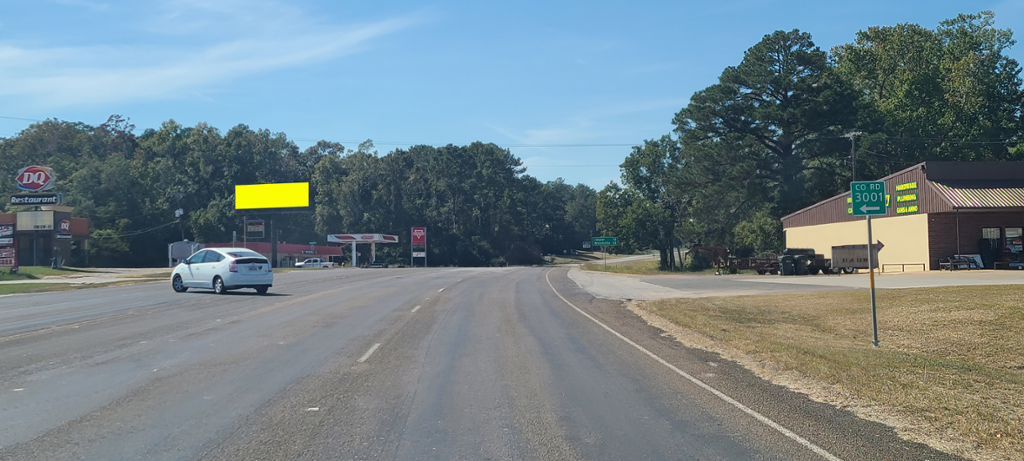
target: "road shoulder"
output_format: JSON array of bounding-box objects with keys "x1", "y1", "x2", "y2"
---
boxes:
[{"x1": 548, "y1": 266, "x2": 963, "y2": 461}]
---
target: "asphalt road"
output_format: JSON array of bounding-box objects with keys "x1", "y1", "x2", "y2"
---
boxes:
[{"x1": 0, "y1": 267, "x2": 960, "y2": 460}]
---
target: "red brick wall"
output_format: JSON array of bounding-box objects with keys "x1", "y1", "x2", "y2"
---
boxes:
[{"x1": 928, "y1": 211, "x2": 1024, "y2": 268}]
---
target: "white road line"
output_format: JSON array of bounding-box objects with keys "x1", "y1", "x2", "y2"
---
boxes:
[
  {"x1": 544, "y1": 270, "x2": 843, "y2": 461},
  {"x1": 438, "y1": 288, "x2": 445, "y2": 292},
  {"x1": 411, "y1": 305, "x2": 422, "y2": 313},
  {"x1": 357, "y1": 343, "x2": 382, "y2": 363}
]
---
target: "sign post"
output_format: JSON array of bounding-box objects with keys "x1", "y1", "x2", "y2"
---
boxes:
[
  {"x1": 411, "y1": 227, "x2": 427, "y2": 267},
  {"x1": 591, "y1": 237, "x2": 619, "y2": 270},
  {"x1": 851, "y1": 180, "x2": 886, "y2": 347}
]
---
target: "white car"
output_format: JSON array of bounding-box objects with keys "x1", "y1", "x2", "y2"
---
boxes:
[{"x1": 171, "y1": 248, "x2": 273, "y2": 295}]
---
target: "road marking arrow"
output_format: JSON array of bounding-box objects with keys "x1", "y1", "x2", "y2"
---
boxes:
[{"x1": 860, "y1": 205, "x2": 880, "y2": 213}]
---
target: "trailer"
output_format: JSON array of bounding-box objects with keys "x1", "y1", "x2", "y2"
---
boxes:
[
  {"x1": 720, "y1": 249, "x2": 837, "y2": 275},
  {"x1": 721, "y1": 257, "x2": 779, "y2": 275}
]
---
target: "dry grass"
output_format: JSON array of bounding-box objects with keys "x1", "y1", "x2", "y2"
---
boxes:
[
  {"x1": 579, "y1": 259, "x2": 755, "y2": 276},
  {"x1": 580, "y1": 259, "x2": 664, "y2": 275},
  {"x1": 637, "y1": 285, "x2": 1024, "y2": 461}
]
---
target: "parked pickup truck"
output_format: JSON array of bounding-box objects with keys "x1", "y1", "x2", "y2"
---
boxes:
[{"x1": 295, "y1": 258, "x2": 336, "y2": 268}]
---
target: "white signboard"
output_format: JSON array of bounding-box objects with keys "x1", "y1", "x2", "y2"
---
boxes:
[{"x1": 16, "y1": 211, "x2": 53, "y2": 231}]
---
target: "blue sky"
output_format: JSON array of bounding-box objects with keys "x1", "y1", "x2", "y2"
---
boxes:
[{"x1": 1, "y1": 0, "x2": 1022, "y2": 189}]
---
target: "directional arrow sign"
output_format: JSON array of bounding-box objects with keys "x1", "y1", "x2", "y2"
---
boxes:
[{"x1": 851, "y1": 181, "x2": 886, "y2": 216}]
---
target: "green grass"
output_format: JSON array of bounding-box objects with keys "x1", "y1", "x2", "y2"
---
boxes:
[
  {"x1": 639, "y1": 286, "x2": 1024, "y2": 460},
  {"x1": 0, "y1": 266, "x2": 99, "y2": 281},
  {"x1": 580, "y1": 259, "x2": 663, "y2": 274}
]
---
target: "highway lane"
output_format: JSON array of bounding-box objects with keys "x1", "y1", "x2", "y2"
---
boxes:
[{"x1": 0, "y1": 267, "x2": 960, "y2": 460}]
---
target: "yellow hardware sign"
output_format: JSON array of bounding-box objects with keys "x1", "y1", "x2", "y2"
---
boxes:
[{"x1": 896, "y1": 181, "x2": 918, "y2": 192}]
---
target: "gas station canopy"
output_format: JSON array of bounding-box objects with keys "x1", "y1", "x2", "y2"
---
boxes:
[
  {"x1": 327, "y1": 234, "x2": 399, "y2": 244},
  {"x1": 327, "y1": 234, "x2": 399, "y2": 266}
]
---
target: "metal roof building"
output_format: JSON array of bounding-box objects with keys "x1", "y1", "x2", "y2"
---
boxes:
[{"x1": 783, "y1": 162, "x2": 1024, "y2": 270}]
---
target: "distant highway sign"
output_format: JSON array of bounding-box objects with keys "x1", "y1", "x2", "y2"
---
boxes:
[{"x1": 592, "y1": 237, "x2": 618, "y2": 246}]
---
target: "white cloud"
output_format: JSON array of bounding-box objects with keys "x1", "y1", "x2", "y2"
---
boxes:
[
  {"x1": 491, "y1": 98, "x2": 687, "y2": 146},
  {"x1": 0, "y1": 1, "x2": 424, "y2": 107}
]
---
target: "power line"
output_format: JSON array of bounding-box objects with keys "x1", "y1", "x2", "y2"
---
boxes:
[
  {"x1": 91, "y1": 220, "x2": 179, "y2": 239},
  {"x1": 522, "y1": 164, "x2": 620, "y2": 167},
  {"x1": 0, "y1": 115, "x2": 43, "y2": 122}
]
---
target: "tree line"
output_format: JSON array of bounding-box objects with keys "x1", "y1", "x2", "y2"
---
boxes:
[
  {"x1": 0, "y1": 117, "x2": 597, "y2": 267},
  {"x1": 601, "y1": 11, "x2": 1024, "y2": 270}
]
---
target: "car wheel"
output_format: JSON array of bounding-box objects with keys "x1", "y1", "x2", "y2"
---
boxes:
[
  {"x1": 213, "y1": 276, "x2": 226, "y2": 294},
  {"x1": 172, "y1": 275, "x2": 188, "y2": 293},
  {"x1": 842, "y1": 267, "x2": 855, "y2": 274},
  {"x1": 255, "y1": 286, "x2": 269, "y2": 295}
]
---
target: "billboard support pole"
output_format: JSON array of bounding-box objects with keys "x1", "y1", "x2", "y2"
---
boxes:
[
  {"x1": 352, "y1": 241, "x2": 357, "y2": 268},
  {"x1": 270, "y1": 217, "x2": 277, "y2": 268}
]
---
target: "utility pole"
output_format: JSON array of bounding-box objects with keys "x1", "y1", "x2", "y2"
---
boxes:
[{"x1": 845, "y1": 131, "x2": 863, "y2": 182}]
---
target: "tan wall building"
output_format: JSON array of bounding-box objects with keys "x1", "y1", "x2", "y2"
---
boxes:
[
  {"x1": 785, "y1": 214, "x2": 931, "y2": 270},
  {"x1": 783, "y1": 162, "x2": 1024, "y2": 270}
]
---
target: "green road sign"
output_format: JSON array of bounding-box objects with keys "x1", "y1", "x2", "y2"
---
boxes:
[
  {"x1": 592, "y1": 237, "x2": 618, "y2": 246},
  {"x1": 851, "y1": 181, "x2": 886, "y2": 216}
]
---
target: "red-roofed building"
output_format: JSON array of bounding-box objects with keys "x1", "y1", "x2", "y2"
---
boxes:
[{"x1": 203, "y1": 242, "x2": 345, "y2": 268}]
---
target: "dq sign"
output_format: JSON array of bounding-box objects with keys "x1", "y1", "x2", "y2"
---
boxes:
[
  {"x1": 58, "y1": 219, "x2": 71, "y2": 234},
  {"x1": 16, "y1": 166, "x2": 55, "y2": 191}
]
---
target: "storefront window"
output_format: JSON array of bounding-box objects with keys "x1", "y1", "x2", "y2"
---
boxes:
[{"x1": 1006, "y1": 228, "x2": 1023, "y2": 255}]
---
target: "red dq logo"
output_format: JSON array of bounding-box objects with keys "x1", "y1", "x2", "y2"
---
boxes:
[
  {"x1": 59, "y1": 219, "x2": 71, "y2": 234},
  {"x1": 16, "y1": 166, "x2": 55, "y2": 191}
]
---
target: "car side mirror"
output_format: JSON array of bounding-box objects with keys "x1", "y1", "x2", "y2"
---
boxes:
[{"x1": 184, "y1": 260, "x2": 191, "y2": 265}]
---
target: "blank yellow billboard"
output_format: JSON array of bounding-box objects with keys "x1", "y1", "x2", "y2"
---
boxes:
[{"x1": 235, "y1": 182, "x2": 309, "y2": 209}]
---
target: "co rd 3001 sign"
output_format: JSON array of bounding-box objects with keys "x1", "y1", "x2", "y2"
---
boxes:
[{"x1": 851, "y1": 181, "x2": 886, "y2": 216}]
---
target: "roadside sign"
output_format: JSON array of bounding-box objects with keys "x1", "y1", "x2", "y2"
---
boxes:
[
  {"x1": 411, "y1": 227, "x2": 427, "y2": 265},
  {"x1": 16, "y1": 165, "x2": 55, "y2": 191},
  {"x1": 245, "y1": 219, "x2": 265, "y2": 239},
  {"x1": 592, "y1": 237, "x2": 618, "y2": 247},
  {"x1": 851, "y1": 180, "x2": 885, "y2": 347},
  {"x1": 582, "y1": 241, "x2": 591, "y2": 249},
  {"x1": 851, "y1": 181, "x2": 886, "y2": 216}
]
